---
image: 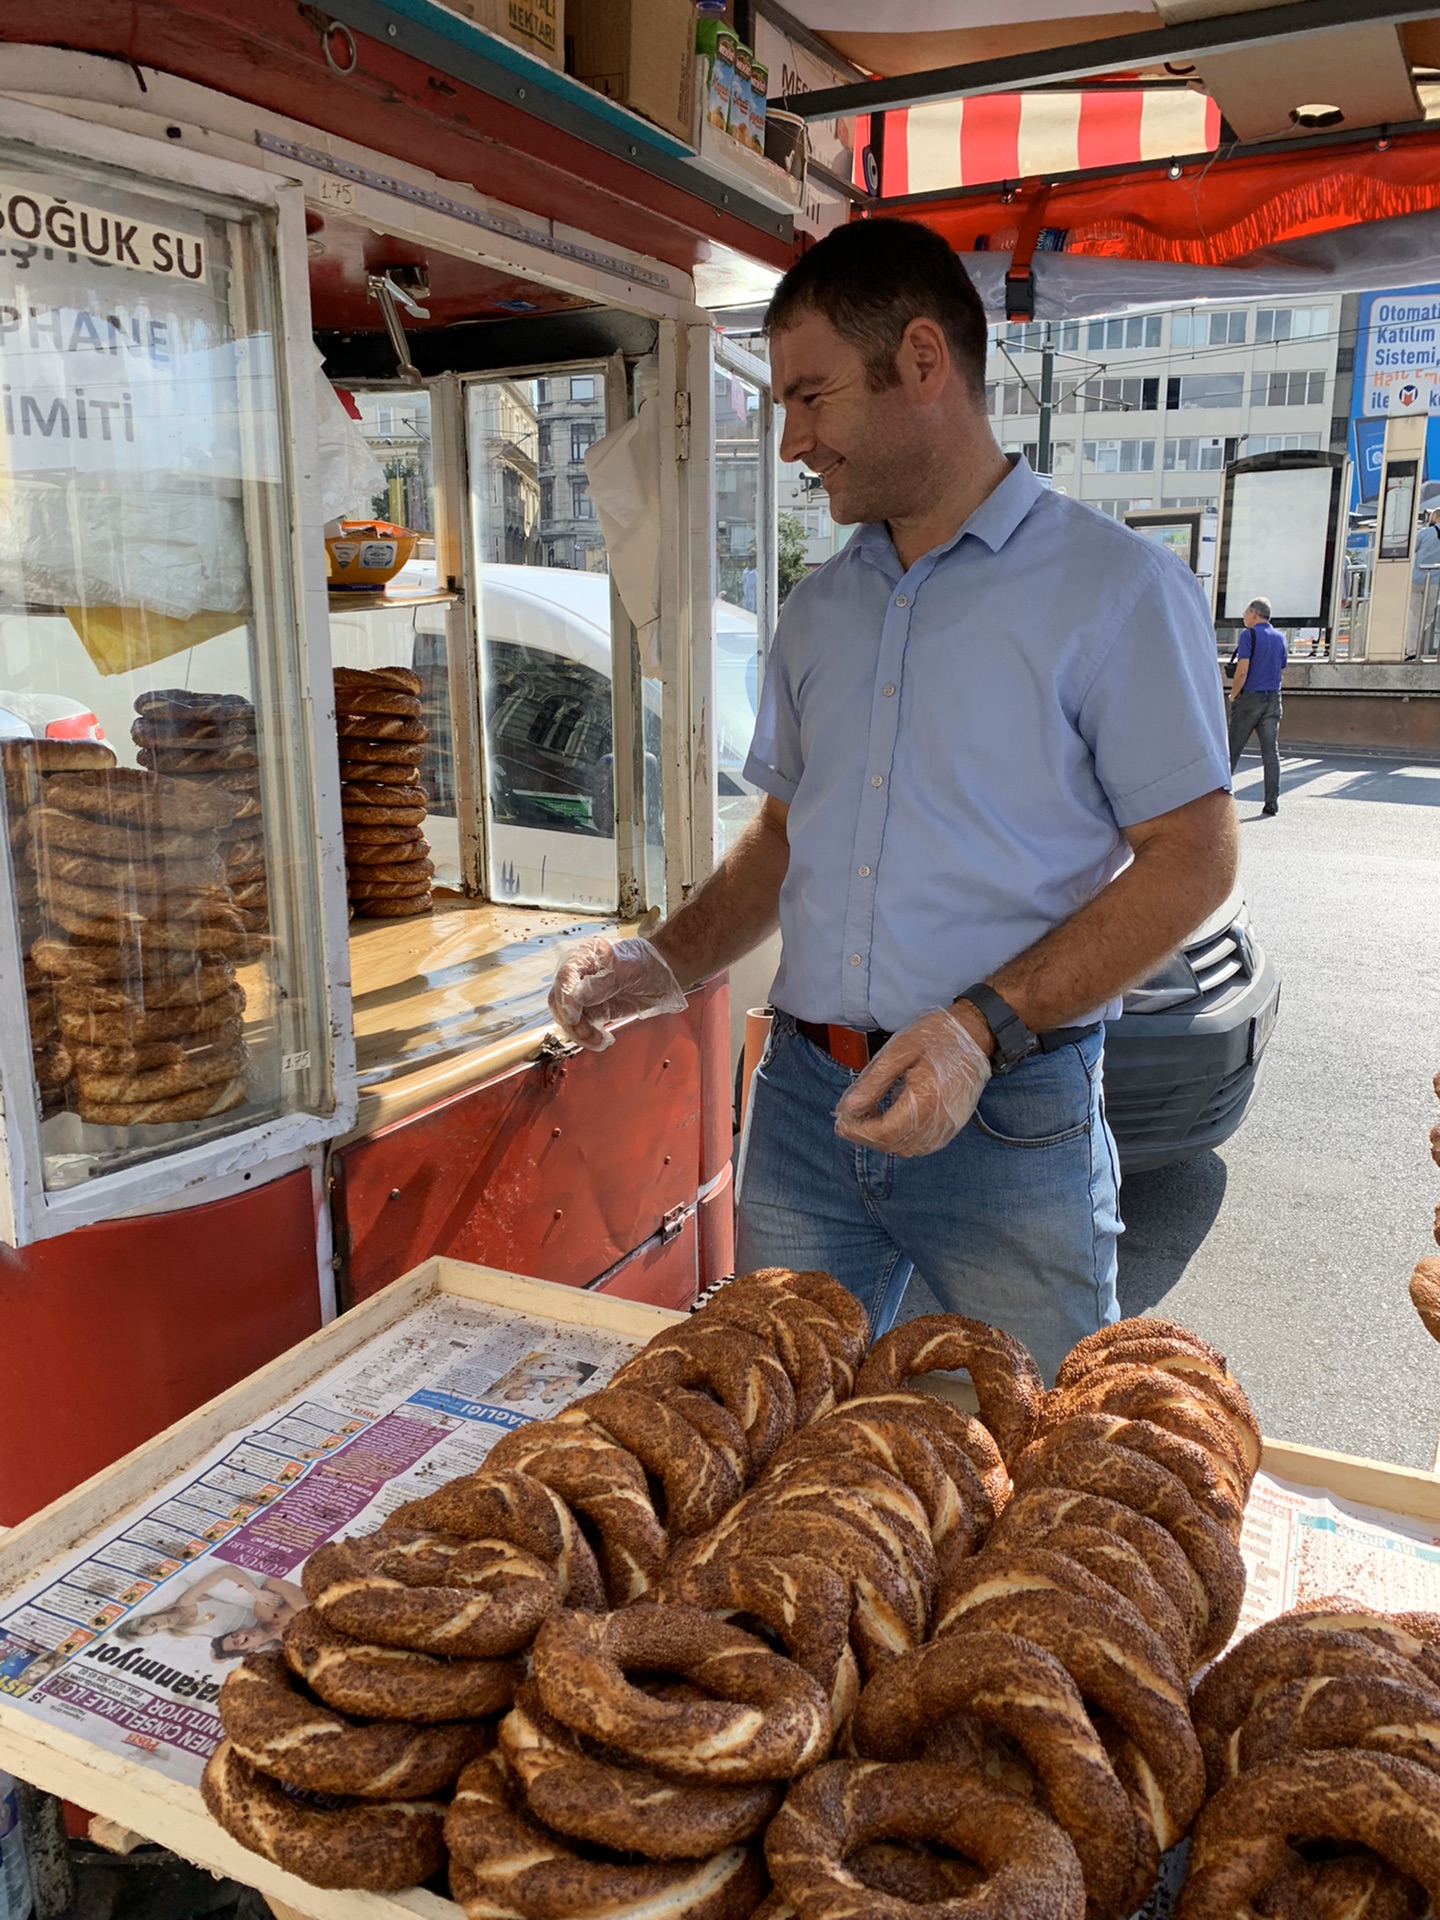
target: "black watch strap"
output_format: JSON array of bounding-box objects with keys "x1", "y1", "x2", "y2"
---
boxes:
[{"x1": 958, "y1": 982, "x2": 1037, "y2": 1074}]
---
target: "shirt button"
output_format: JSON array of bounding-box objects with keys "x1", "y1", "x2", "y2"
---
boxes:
[
  {"x1": 882, "y1": 684, "x2": 896, "y2": 697},
  {"x1": 895, "y1": 593, "x2": 909, "y2": 607},
  {"x1": 849, "y1": 953, "x2": 862, "y2": 966},
  {"x1": 870, "y1": 774, "x2": 884, "y2": 788},
  {"x1": 858, "y1": 865, "x2": 871, "y2": 877}
]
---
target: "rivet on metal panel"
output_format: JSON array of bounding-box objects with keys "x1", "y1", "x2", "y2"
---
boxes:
[
  {"x1": 553, "y1": 1208, "x2": 564, "y2": 1219},
  {"x1": 518, "y1": 86, "x2": 527, "y2": 99},
  {"x1": 662, "y1": 1059, "x2": 670, "y2": 1069},
  {"x1": 387, "y1": 20, "x2": 398, "y2": 33},
  {"x1": 664, "y1": 1155, "x2": 671, "y2": 1165},
  {"x1": 389, "y1": 1188, "x2": 401, "y2": 1201},
  {"x1": 552, "y1": 1127, "x2": 563, "y2": 1138}
]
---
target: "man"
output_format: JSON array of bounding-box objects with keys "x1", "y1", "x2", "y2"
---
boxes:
[
  {"x1": 1228, "y1": 596, "x2": 1287, "y2": 817},
  {"x1": 549, "y1": 220, "x2": 1236, "y2": 1381}
]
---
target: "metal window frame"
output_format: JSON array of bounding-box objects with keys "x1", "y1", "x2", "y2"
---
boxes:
[{"x1": 0, "y1": 97, "x2": 357, "y2": 1246}]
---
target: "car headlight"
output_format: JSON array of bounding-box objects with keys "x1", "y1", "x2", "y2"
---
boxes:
[{"x1": 1121, "y1": 953, "x2": 1199, "y2": 1015}]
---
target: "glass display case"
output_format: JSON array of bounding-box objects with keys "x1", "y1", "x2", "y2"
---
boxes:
[{"x1": 0, "y1": 112, "x2": 351, "y2": 1243}]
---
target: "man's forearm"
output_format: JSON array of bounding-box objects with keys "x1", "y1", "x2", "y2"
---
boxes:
[
  {"x1": 957, "y1": 789, "x2": 1237, "y2": 1037},
  {"x1": 1230, "y1": 660, "x2": 1248, "y2": 699},
  {"x1": 650, "y1": 799, "x2": 789, "y2": 990}
]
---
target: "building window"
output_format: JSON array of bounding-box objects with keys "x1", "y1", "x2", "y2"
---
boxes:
[
  {"x1": 1164, "y1": 436, "x2": 1226, "y2": 471},
  {"x1": 1255, "y1": 306, "x2": 1330, "y2": 343},
  {"x1": 1167, "y1": 374, "x2": 1244, "y2": 410},
  {"x1": 1005, "y1": 321, "x2": 1044, "y2": 351},
  {"x1": 538, "y1": 424, "x2": 551, "y2": 463},
  {"x1": 1251, "y1": 370, "x2": 1326, "y2": 407},
  {"x1": 545, "y1": 541, "x2": 558, "y2": 565},
  {"x1": 1001, "y1": 440, "x2": 1075, "y2": 475},
  {"x1": 1171, "y1": 309, "x2": 1247, "y2": 347},
  {"x1": 535, "y1": 378, "x2": 548, "y2": 404},
  {"x1": 987, "y1": 379, "x2": 1038, "y2": 418},
  {"x1": 1083, "y1": 438, "x2": 1155, "y2": 474},
  {"x1": 571, "y1": 423, "x2": 596, "y2": 463},
  {"x1": 1073, "y1": 376, "x2": 1159, "y2": 414},
  {"x1": 572, "y1": 482, "x2": 595, "y2": 519},
  {"x1": 1164, "y1": 495, "x2": 1217, "y2": 508},
  {"x1": 1246, "y1": 431, "x2": 1323, "y2": 453},
  {"x1": 570, "y1": 375, "x2": 596, "y2": 401},
  {"x1": 540, "y1": 479, "x2": 554, "y2": 518},
  {"x1": 1086, "y1": 315, "x2": 1162, "y2": 350},
  {"x1": 1095, "y1": 498, "x2": 1155, "y2": 518}
]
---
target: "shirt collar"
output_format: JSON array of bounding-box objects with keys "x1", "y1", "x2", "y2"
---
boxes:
[{"x1": 852, "y1": 454, "x2": 1044, "y2": 575}]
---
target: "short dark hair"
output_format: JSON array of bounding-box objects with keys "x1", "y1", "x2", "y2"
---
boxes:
[{"x1": 765, "y1": 218, "x2": 989, "y2": 398}]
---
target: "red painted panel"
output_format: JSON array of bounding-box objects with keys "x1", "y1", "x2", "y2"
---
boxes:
[
  {"x1": 698, "y1": 975, "x2": 733, "y2": 1187},
  {"x1": 592, "y1": 1213, "x2": 697, "y2": 1311},
  {"x1": 336, "y1": 1001, "x2": 703, "y2": 1304},
  {"x1": 0, "y1": 1170, "x2": 320, "y2": 1526},
  {"x1": 698, "y1": 1164, "x2": 735, "y2": 1292}
]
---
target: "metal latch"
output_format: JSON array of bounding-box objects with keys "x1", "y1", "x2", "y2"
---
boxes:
[
  {"x1": 674, "y1": 390, "x2": 691, "y2": 462},
  {"x1": 660, "y1": 1204, "x2": 687, "y2": 1243}
]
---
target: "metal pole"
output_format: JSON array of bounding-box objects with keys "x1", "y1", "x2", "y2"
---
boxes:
[{"x1": 1036, "y1": 324, "x2": 1054, "y2": 476}]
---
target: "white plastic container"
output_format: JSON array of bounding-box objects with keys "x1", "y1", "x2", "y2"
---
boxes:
[{"x1": 0, "y1": 1775, "x2": 32, "y2": 1920}]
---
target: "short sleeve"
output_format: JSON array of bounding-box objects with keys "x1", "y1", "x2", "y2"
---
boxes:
[
  {"x1": 1237, "y1": 629, "x2": 1254, "y2": 660},
  {"x1": 1077, "y1": 557, "x2": 1231, "y2": 830},
  {"x1": 742, "y1": 609, "x2": 804, "y2": 804}
]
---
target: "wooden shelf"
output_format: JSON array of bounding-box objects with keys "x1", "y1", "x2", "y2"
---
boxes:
[{"x1": 326, "y1": 587, "x2": 460, "y2": 612}]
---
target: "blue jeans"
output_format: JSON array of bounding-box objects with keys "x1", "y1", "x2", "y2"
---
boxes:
[{"x1": 735, "y1": 1012, "x2": 1122, "y2": 1385}]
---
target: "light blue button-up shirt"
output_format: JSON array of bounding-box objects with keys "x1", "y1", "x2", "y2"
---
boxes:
[{"x1": 743, "y1": 458, "x2": 1231, "y2": 1032}]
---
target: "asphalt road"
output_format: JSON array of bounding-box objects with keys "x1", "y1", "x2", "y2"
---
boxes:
[{"x1": 900, "y1": 745, "x2": 1440, "y2": 1468}]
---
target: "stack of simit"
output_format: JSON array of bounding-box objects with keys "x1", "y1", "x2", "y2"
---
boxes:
[
  {"x1": 25, "y1": 769, "x2": 258, "y2": 1126},
  {"x1": 131, "y1": 691, "x2": 268, "y2": 933},
  {"x1": 334, "y1": 666, "x2": 434, "y2": 919}
]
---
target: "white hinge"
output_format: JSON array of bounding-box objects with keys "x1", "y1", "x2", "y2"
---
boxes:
[
  {"x1": 674, "y1": 390, "x2": 691, "y2": 462},
  {"x1": 660, "y1": 1203, "x2": 687, "y2": 1243}
]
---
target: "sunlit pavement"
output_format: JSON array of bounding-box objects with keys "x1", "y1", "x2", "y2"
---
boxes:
[{"x1": 899, "y1": 747, "x2": 1440, "y2": 1467}]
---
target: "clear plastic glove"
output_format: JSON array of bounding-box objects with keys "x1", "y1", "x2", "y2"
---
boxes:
[
  {"x1": 547, "y1": 935, "x2": 687, "y2": 1052},
  {"x1": 834, "y1": 1006, "x2": 993, "y2": 1157}
]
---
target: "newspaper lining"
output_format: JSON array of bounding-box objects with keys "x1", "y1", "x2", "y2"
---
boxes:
[{"x1": 0, "y1": 1295, "x2": 644, "y2": 1785}]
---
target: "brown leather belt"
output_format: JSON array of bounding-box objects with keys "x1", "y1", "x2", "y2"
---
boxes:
[{"x1": 795, "y1": 1016, "x2": 1101, "y2": 1072}]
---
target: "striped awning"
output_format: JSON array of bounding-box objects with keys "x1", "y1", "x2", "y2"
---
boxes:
[{"x1": 875, "y1": 89, "x2": 1220, "y2": 197}]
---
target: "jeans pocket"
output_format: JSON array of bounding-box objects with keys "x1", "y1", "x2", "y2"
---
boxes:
[{"x1": 972, "y1": 1047, "x2": 1093, "y2": 1149}]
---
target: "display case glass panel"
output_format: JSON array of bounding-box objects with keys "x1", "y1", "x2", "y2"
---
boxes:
[{"x1": 0, "y1": 141, "x2": 335, "y2": 1200}]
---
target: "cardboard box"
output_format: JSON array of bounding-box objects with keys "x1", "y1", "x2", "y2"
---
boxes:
[
  {"x1": 567, "y1": 0, "x2": 698, "y2": 146},
  {"x1": 436, "y1": 0, "x2": 563, "y2": 70}
]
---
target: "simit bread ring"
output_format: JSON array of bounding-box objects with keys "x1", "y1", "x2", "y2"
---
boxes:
[
  {"x1": 935, "y1": 1554, "x2": 1205, "y2": 1861},
  {"x1": 657, "y1": 1556, "x2": 860, "y2": 1730},
  {"x1": 335, "y1": 737, "x2": 425, "y2": 765},
  {"x1": 1054, "y1": 1315, "x2": 1231, "y2": 1391},
  {"x1": 765, "y1": 1758, "x2": 1085, "y2": 1920},
  {"x1": 554, "y1": 1387, "x2": 742, "y2": 1536},
  {"x1": 35, "y1": 848, "x2": 227, "y2": 892},
  {"x1": 353, "y1": 893, "x2": 433, "y2": 918},
  {"x1": 723, "y1": 1267, "x2": 871, "y2": 1371},
  {"x1": 855, "y1": 1313, "x2": 1044, "y2": 1464},
  {"x1": 344, "y1": 820, "x2": 428, "y2": 845},
  {"x1": 32, "y1": 1040, "x2": 71, "y2": 1093},
  {"x1": 1252, "y1": 1849, "x2": 1426, "y2": 1920},
  {"x1": 1009, "y1": 1431, "x2": 1245, "y2": 1663},
  {"x1": 840, "y1": 1391, "x2": 1010, "y2": 1521},
  {"x1": 76, "y1": 1077, "x2": 247, "y2": 1126},
  {"x1": 485, "y1": 1423, "x2": 668, "y2": 1604},
  {"x1": 338, "y1": 762, "x2": 424, "y2": 787},
  {"x1": 59, "y1": 990, "x2": 245, "y2": 1048},
  {"x1": 697, "y1": 1289, "x2": 842, "y2": 1422},
  {"x1": 499, "y1": 1684, "x2": 782, "y2": 1857},
  {"x1": 72, "y1": 1041, "x2": 247, "y2": 1105},
  {"x1": 334, "y1": 688, "x2": 423, "y2": 719},
  {"x1": 201, "y1": 1740, "x2": 446, "y2": 1892},
  {"x1": 345, "y1": 834, "x2": 428, "y2": 866},
  {"x1": 334, "y1": 664, "x2": 423, "y2": 697},
  {"x1": 1238, "y1": 1670, "x2": 1440, "y2": 1779},
  {"x1": 655, "y1": 1387, "x2": 751, "y2": 1489},
  {"x1": 1191, "y1": 1620, "x2": 1440, "y2": 1789},
  {"x1": 532, "y1": 1605, "x2": 832, "y2": 1781},
  {"x1": 739, "y1": 1459, "x2": 938, "y2": 1613},
  {"x1": 283, "y1": 1609, "x2": 520, "y2": 1723},
  {"x1": 27, "y1": 807, "x2": 217, "y2": 865},
  {"x1": 1411, "y1": 1259, "x2": 1440, "y2": 1344},
  {"x1": 217, "y1": 1651, "x2": 487, "y2": 1797},
  {"x1": 612, "y1": 1321, "x2": 797, "y2": 1476},
  {"x1": 1042, "y1": 1361, "x2": 1261, "y2": 1483},
  {"x1": 43, "y1": 770, "x2": 235, "y2": 832},
  {"x1": 702, "y1": 1283, "x2": 860, "y2": 1398},
  {"x1": 446, "y1": 1752, "x2": 766, "y2": 1920},
  {"x1": 670, "y1": 1506, "x2": 922, "y2": 1674},
  {"x1": 987, "y1": 1484, "x2": 1202, "y2": 1668},
  {"x1": 336, "y1": 713, "x2": 427, "y2": 742},
  {"x1": 342, "y1": 802, "x2": 427, "y2": 828},
  {"x1": 137, "y1": 743, "x2": 259, "y2": 774},
  {"x1": 302, "y1": 1530, "x2": 559, "y2": 1655},
  {"x1": 1177, "y1": 1751, "x2": 1440, "y2": 1920},
  {"x1": 995, "y1": 1517, "x2": 1190, "y2": 1676},
  {"x1": 45, "y1": 905, "x2": 264, "y2": 956},
  {"x1": 773, "y1": 1409, "x2": 971, "y2": 1556},
  {"x1": 40, "y1": 876, "x2": 245, "y2": 931},
  {"x1": 1020, "y1": 1411, "x2": 1244, "y2": 1537},
  {"x1": 346, "y1": 869, "x2": 434, "y2": 898},
  {"x1": 852, "y1": 1630, "x2": 1142, "y2": 1920},
  {"x1": 387, "y1": 1467, "x2": 605, "y2": 1611},
  {"x1": 135, "y1": 688, "x2": 253, "y2": 726}
]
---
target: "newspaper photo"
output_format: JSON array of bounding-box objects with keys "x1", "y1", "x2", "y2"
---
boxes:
[{"x1": 0, "y1": 1295, "x2": 642, "y2": 1786}]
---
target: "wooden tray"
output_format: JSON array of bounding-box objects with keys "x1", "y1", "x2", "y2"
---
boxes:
[{"x1": 3, "y1": 1270, "x2": 1440, "y2": 1920}]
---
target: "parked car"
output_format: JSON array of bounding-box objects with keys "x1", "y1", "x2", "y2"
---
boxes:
[
  {"x1": 1104, "y1": 883, "x2": 1280, "y2": 1172},
  {"x1": 0, "y1": 691, "x2": 106, "y2": 743}
]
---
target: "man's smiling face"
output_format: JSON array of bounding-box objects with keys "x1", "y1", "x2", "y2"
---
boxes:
[{"x1": 771, "y1": 306, "x2": 939, "y2": 529}]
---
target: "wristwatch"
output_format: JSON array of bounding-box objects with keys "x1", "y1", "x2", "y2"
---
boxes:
[{"x1": 957, "y1": 982, "x2": 1038, "y2": 1075}]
